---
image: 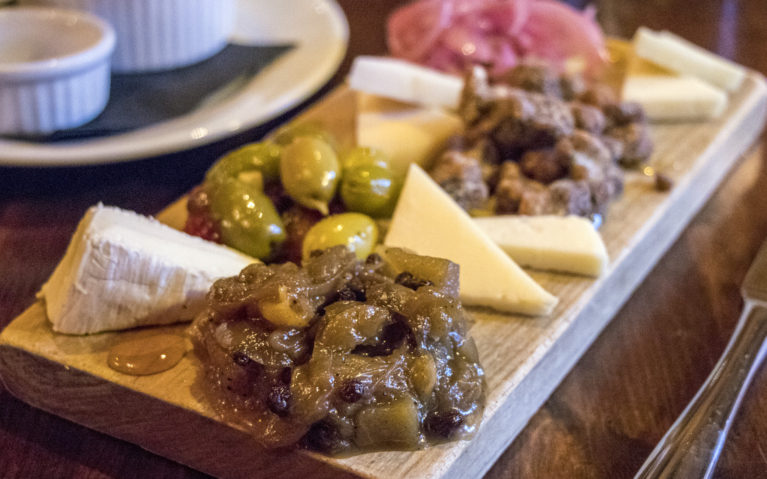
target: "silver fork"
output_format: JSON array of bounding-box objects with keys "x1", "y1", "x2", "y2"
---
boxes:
[{"x1": 635, "y1": 239, "x2": 767, "y2": 479}]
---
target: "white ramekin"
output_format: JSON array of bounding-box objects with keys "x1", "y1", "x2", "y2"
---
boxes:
[
  {"x1": 20, "y1": 0, "x2": 234, "y2": 73},
  {"x1": 0, "y1": 7, "x2": 115, "y2": 136}
]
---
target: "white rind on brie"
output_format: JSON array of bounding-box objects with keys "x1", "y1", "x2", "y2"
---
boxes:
[
  {"x1": 474, "y1": 215, "x2": 608, "y2": 277},
  {"x1": 349, "y1": 56, "x2": 463, "y2": 110},
  {"x1": 38, "y1": 204, "x2": 256, "y2": 335},
  {"x1": 384, "y1": 164, "x2": 558, "y2": 316}
]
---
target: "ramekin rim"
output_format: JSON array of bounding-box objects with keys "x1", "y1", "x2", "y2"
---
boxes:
[{"x1": 0, "y1": 6, "x2": 115, "y2": 81}]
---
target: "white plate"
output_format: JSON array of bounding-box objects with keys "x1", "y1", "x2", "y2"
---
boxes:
[{"x1": 0, "y1": 0, "x2": 349, "y2": 167}]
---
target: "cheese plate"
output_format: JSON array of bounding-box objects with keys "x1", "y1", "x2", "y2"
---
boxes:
[{"x1": 0, "y1": 66, "x2": 766, "y2": 479}]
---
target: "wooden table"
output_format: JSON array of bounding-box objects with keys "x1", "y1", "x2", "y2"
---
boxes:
[{"x1": 2, "y1": 1, "x2": 766, "y2": 477}]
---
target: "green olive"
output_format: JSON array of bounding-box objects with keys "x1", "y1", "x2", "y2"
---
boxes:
[
  {"x1": 272, "y1": 121, "x2": 338, "y2": 150},
  {"x1": 340, "y1": 164, "x2": 401, "y2": 218},
  {"x1": 209, "y1": 179, "x2": 285, "y2": 259},
  {"x1": 340, "y1": 147, "x2": 390, "y2": 172},
  {"x1": 280, "y1": 136, "x2": 340, "y2": 215},
  {"x1": 302, "y1": 213, "x2": 378, "y2": 262},
  {"x1": 206, "y1": 142, "x2": 282, "y2": 189}
]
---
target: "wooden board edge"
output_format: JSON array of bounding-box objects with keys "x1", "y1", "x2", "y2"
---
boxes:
[
  {"x1": 444, "y1": 71, "x2": 767, "y2": 478},
  {"x1": 0, "y1": 341, "x2": 365, "y2": 479}
]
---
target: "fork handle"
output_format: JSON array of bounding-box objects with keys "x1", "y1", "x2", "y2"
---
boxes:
[{"x1": 635, "y1": 303, "x2": 767, "y2": 479}]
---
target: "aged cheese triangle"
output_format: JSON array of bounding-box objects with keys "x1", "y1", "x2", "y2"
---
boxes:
[
  {"x1": 356, "y1": 93, "x2": 461, "y2": 175},
  {"x1": 349, "y1": 56, "x2": 463, "y2": 110},
  {"x1": 384, "y1": 164, "x2": 558, "y2": 316},
  {"x1": 621, "y1": 48, "x2": 727, "y2": 121},
  {"x1": 474, "y1": 215, "x2": 608, "y2": 277},
  {"x1": 633, "y1": 27, "x2": 745, "y2": 92}
]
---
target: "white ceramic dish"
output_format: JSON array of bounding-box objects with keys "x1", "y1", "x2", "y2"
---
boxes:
[
  {"x1": 0, "y1": 0, "x2": 348, "y2": 167},
  {"x1": 0, "y1": 7, "x2": 115, "y2": 135},
  {"x1": 19, "y1": 0, "x2": 234, "y2": 73}
]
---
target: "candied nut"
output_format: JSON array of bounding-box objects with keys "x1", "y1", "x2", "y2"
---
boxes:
[
  {"x1": 431, "y1": 150, "x2": 489, "y2": 211},
  {"x1": 560, "y1": 73, "x2": 586, "y2": 100},
  {"x1": 603, "y1": 101, "x2": 646, "y2": 127},
  {"x1": 606, "y1": 122, "x2": 654, "y2": 167},
  {"x1": 503, "y1": 61, "x2": 563, "y2": 97},
  {"x1": 518, "y1": 187, "x2": 551, "y2": 215},
  {"x1": 578, "y1": 84, "x2": 618, "y2": 109},
  {"x1": 655, "y1": 173, "x2": 673, "y2": 191},
  {"x1": 489, "y1": 91, "x2": 575, "y2": 153},
  {"x1": 519, "y1": 149, "x2": 569, "y2": 184},
  {"x1": 494, "y1": 161, "x2": 548, "y2": 214},
  {"x1": 459, "y1": 66, "x2": 491, "y2": 126},
  {"x1": 571, "y1": 103, "x2": 607, "y2": 134},
  {"x1": 547, "y1": 179, "x2": 594, "y2": 216},
  {"x1": 565, "y1": 130, "x2": 613, "y2": 166}
]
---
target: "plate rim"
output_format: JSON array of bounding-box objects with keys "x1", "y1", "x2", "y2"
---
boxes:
[{"x1": 0, "y1": 0, "x2": 349, "y2": 167}]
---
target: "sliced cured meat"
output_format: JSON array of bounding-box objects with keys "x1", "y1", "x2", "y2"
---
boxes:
[{"x1": 387, "y1": 0, "x2": 606, "y2": 78}]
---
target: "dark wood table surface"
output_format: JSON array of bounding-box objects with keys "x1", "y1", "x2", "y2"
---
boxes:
[{"x1": 2, "y1": 0, "x2": 767, "y2": 477}]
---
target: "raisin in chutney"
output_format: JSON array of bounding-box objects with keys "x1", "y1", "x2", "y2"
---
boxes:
[{"x1": 190, "y1": 245, "x2": 486, "y2": 454}]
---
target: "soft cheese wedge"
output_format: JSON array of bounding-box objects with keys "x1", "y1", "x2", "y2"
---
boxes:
[
  {"x1": 39, "y1": 204, "x2": 256, "y2": 335},
  {"x1": 357, "y1": 93, "x2": 462, "y2": 175},
  {"x1": 474, "y1": 215, "x2": 608, "y2": 277},
  {"x1": 633, "y1": 27, "x2": 745, "y2": 92},
  {"x1": 384, "y1": 164, "x2": 558, "y2": 316},
  {"x1": 349, "y1": 56, "x2": 463, "y2": 110}
]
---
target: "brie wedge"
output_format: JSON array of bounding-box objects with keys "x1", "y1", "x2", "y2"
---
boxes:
[
  {"x1": 357, "y1": 93, "x2": 462, "y2": 175},
  {"x1": 349, "y1": 56, "x2": 463, "y2": 110},
  {"x1": 633, "y1": 27, "x2": 745, "y2": 92},
  {"x1": 384, "y1": 164, "x2": 558, "y2": 316},
  {"x1": 474, "y1": 215, "x2": 608, "y2": 277},
  {"x1": 39, "y1": 204, "x2": 256, "y2": 334}
]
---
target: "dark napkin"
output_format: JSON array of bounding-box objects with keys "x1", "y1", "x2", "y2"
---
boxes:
[{"x1": 10, "y1": 43, "x2": 293, "y2": 142}]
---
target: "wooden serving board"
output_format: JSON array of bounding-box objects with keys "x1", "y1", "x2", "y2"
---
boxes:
[{"x1": 1, "y1": 72, "x2": 766, "y2": 479}]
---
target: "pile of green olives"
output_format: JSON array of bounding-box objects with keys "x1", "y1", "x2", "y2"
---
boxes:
[{"x1": 194, "y1": 122, "x2": 403, "y2": 262}]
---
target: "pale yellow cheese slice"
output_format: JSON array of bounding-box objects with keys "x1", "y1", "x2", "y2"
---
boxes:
[
  {"x1": 356, "y1": 93, "x2": 461, "y2": 175},
  {"x1": 474, "y1": 215, "x2": 608, "y2": 277},
  {"x1": 633, "y1": 27, "x2": 745, "y2": 92},
  {"x1": 384, "y1": 164, "x2": 558, "y2": 316},
  {"x1": 622, "y1": 75, "x2": 727, "y2": 121},
  {"x1": 349, "y1": 56, "x2": 463, "y2": 109},
  {"x1": 621, "y1": 46, "x2": 728, "y2": 121}
]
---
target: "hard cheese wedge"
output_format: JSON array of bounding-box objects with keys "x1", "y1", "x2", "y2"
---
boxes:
[
  {"x1": 357, "y1": 93, "x2": 461, "y2": 175},
  {"x1": 39, "y1": 204, "x2": 256, "y2": 334},
  {"x1": 349, "y1": 56, "x2": 463, "y2": 110},
  {"x1": 474, "y1": 215, "x2": 608, "y2": 277},
  {"x1": 633, "y1": 27, "x2": 745, "y2": 92},
  {"x1": 622, "y1": 49, "x2": 728, "y2": 121},
  {"x1": 384, "y1": 164, "x2": 558, "y2": 316}
]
